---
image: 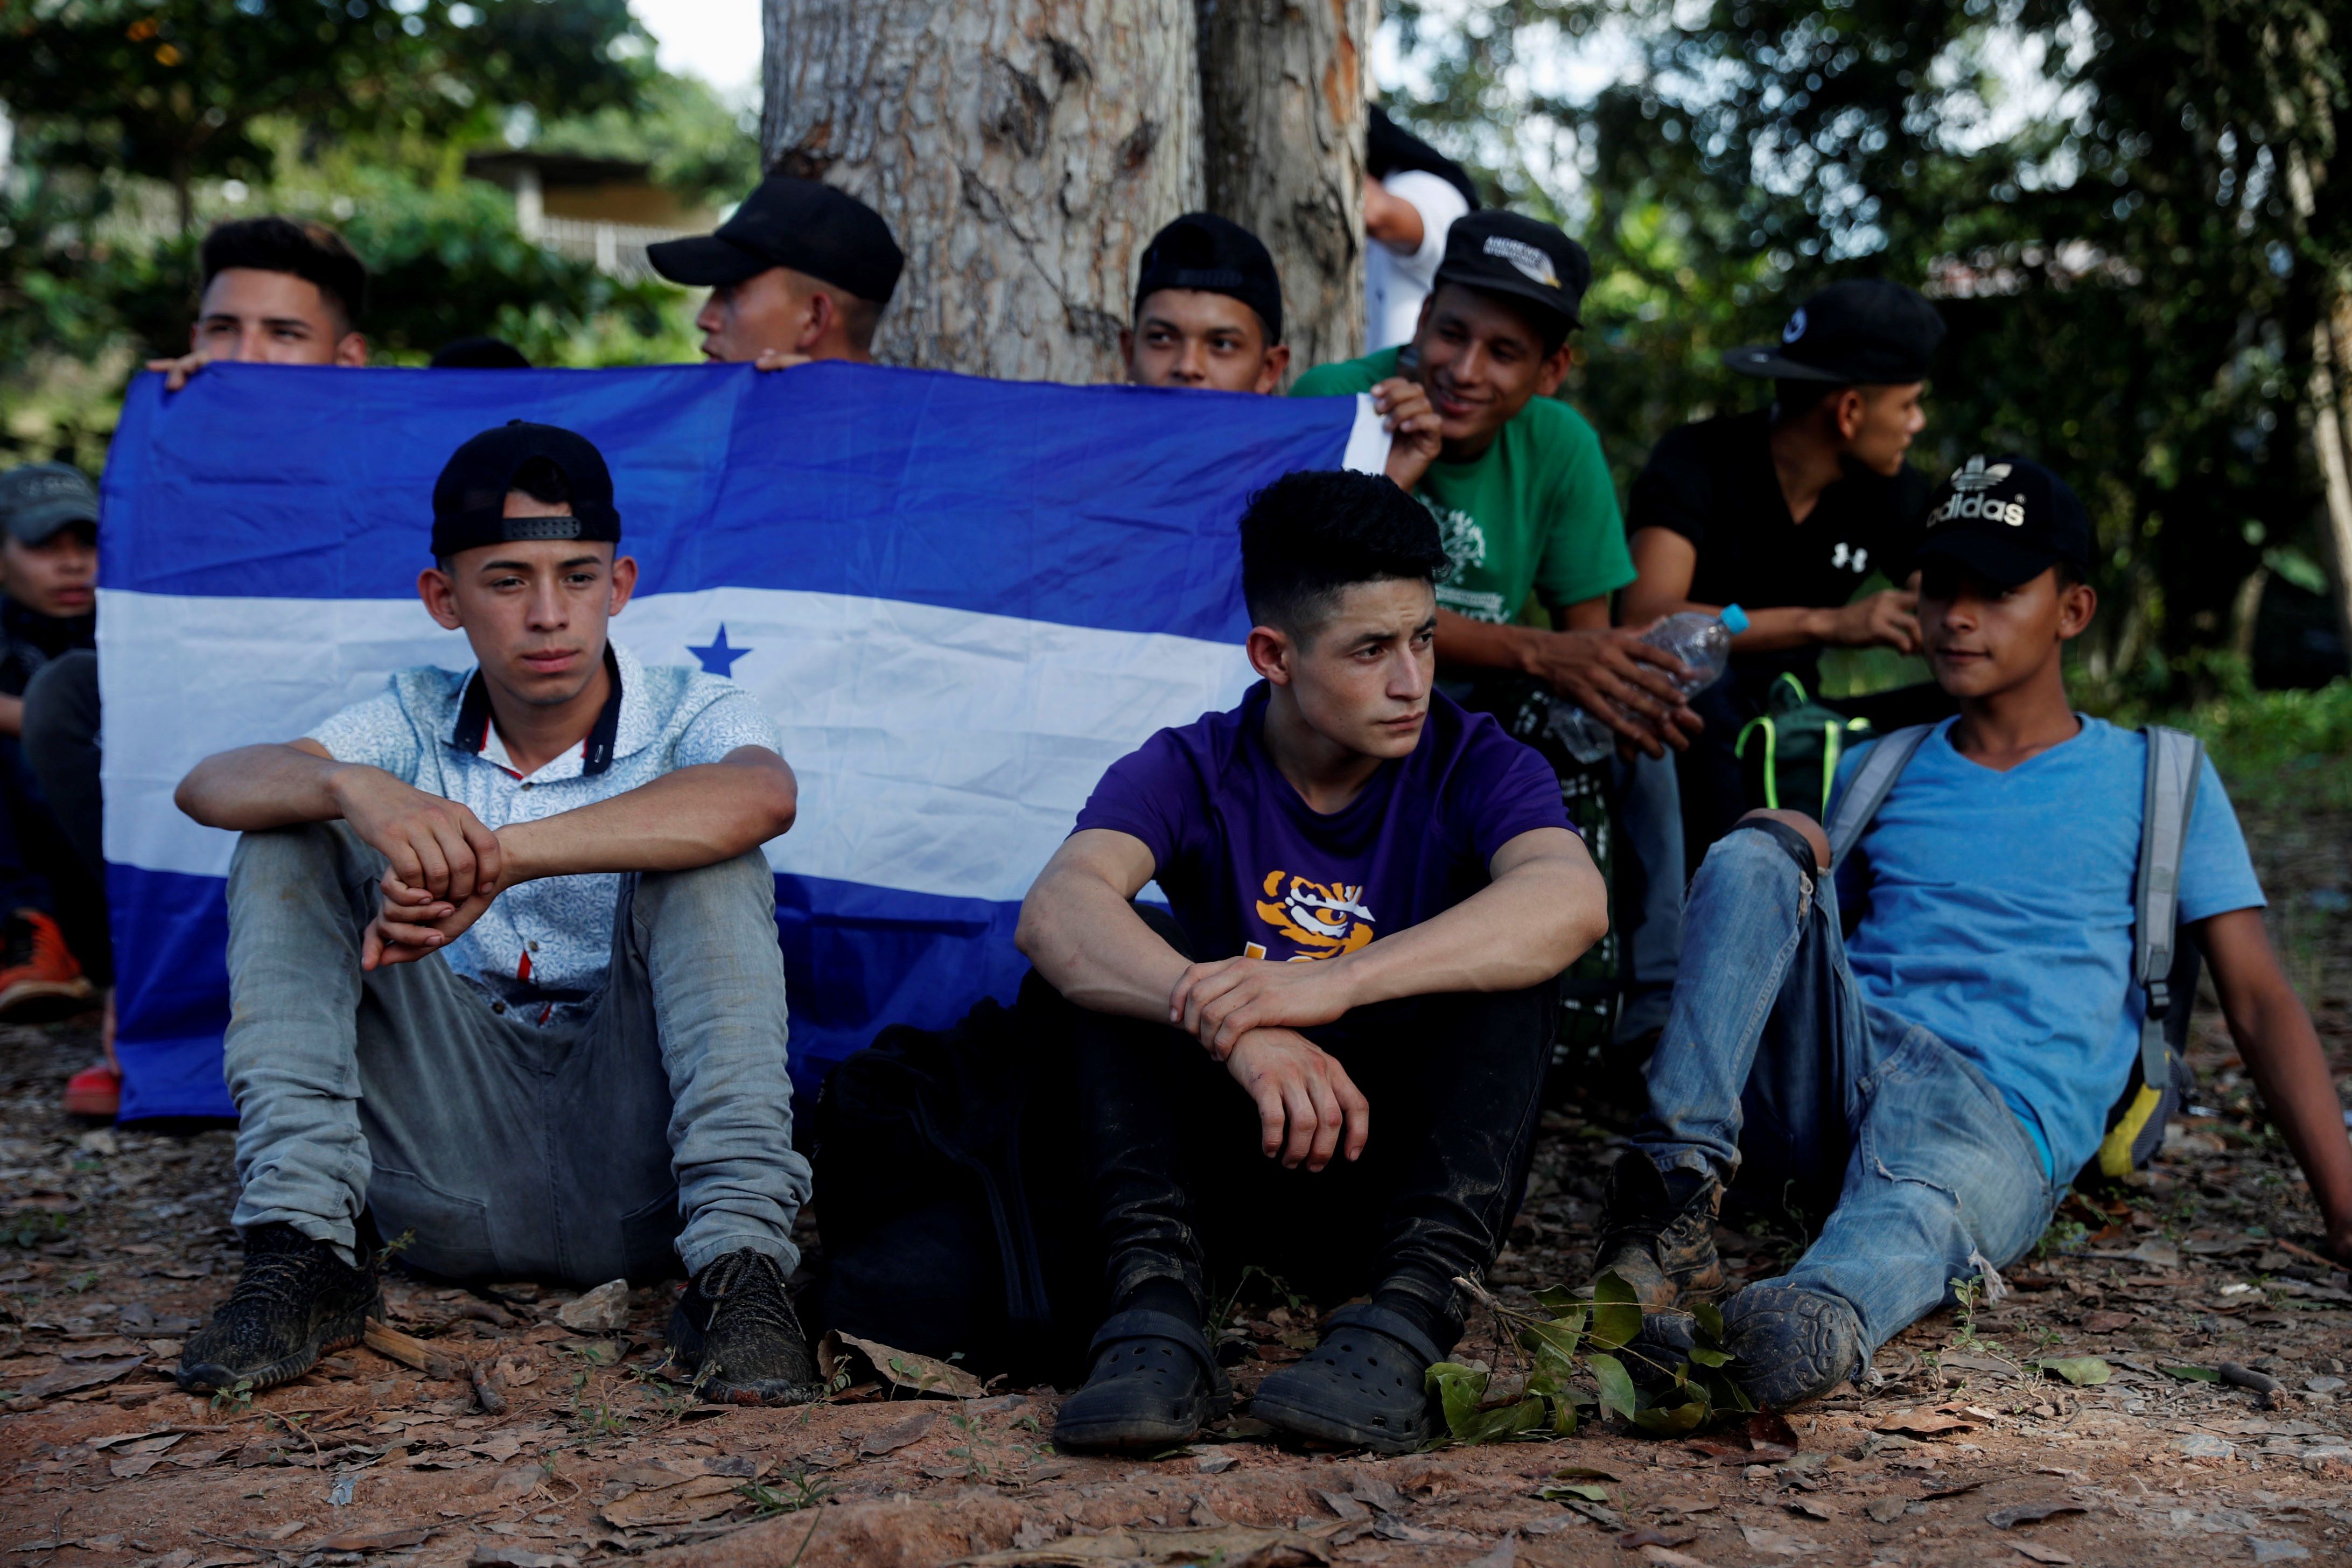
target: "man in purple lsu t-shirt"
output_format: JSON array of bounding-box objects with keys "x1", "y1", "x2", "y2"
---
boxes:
[{"x1": 1016, "y1": 470, "x2": 1608, "y2": 1454}]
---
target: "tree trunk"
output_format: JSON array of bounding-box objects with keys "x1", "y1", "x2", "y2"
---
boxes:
[
  {"x1": 1196, "y1": 0, "x2": 1373, "y2": 375},
  {"x1": 762, "y1": 0, "x2": 1202, "y2": 383}
]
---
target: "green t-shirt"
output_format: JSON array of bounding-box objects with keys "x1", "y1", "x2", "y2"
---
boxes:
[{"x1": 1291, "y1": 347, "x2": 1633, "y2": 624}]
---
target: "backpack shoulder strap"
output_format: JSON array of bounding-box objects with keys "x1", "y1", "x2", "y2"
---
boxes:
[
  {"x1": 1826, "y1": 723, "x2": 1935, "y2": 871},
  {"x1": 2133, "y1": 724, "x2": 2204, "y2": 1081}
]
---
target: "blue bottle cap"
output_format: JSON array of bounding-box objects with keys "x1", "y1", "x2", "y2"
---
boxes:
[{"x1": 1720, "y1": 603, "x2": 1750, "y2": 634}]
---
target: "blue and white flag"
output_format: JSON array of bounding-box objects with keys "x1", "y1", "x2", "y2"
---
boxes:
[{"x1": 99, "y1": 361, "x2": 1383, "y2": 1119}]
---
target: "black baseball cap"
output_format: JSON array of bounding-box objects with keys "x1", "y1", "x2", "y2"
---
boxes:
[
  {"x1": 647, "y1": 174, "x2": 904, "y2": 304},
  {"x1": 1725, "y1": 279, "x2": 1944, "y2": 384},
  {"x1": 431, "y1": 422, "x2": 620, "y2": 560},
  {"x1": 1432, "y1": 209, "x2": 1591, "y2": 335},
  {"x1": 1134, "y1": 213, "x2": 1285, "y2": 343},
  {"x1": 1913, "y1": 453, "x2": 2091, "y2": 588},
  {"x1": 0, "y1": 463, "x2": 99, "y2": 546}
]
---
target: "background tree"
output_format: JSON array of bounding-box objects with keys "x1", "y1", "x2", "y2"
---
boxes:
[
  {"x1": 1386, "y1": 0, "x2": 2352, "y2": 699},
  {"x1": 0, "y1": 0, "x2": 650, "y2": 233},
  {"x1": 761, "y1": 0, "x2": 1371, "y2": 381}
]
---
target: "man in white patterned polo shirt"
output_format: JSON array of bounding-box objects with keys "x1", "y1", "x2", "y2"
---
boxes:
[{"x1": 171, "y1": 422, "x2": 815, "y2": 1404}]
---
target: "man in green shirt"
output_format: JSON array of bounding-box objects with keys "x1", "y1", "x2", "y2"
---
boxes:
[{"x1": 1291, "y1": 212, "x2": 1691, "y2": 753}]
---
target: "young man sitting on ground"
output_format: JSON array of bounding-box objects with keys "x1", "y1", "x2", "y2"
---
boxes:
[
  {"x1": 1121, "y1": 213, "x2": 1439, "y2": 487},
  {"x1": 172, "y1": 423, "x2": 818, "y2": 1403},
  {"x1": 1594, "y1": 456, "x2": 2352, "y2": 1408},
  {"x1": 1017, "y1": 469, "x2": 1607, "y2": 1453}
]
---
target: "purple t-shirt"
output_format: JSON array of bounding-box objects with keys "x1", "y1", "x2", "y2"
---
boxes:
[{"x1": 1073, "y1": 683, "x2": 1572, "y2": 962}]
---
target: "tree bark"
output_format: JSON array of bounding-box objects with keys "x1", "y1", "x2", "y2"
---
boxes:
[
  {"x1": 1196, "y1": 0, "x2": 1373, "y2": 375},
  {"x1": 762, "y1": 0, "x2": 1202, "y2": 383}
]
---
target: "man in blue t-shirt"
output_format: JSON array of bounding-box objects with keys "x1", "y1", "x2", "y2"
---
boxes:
[
  {"x1": 1594, "y1": 455, "x2": 2352, "y2": 1409},
  {"x1": 1016, "y1": 470, "x2": 1607, "y2": 1454}
]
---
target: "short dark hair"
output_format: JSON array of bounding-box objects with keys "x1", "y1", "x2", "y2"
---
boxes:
[
  {"x1": 200, "y1": 216, "x2": 368, "y2": 327},
  {"x1": 1238, "y1": 470, "x2": 1448, "y2": 634},
  {"x1": 1773, "y1": 379, "x2": 1850, "y2": 421}
]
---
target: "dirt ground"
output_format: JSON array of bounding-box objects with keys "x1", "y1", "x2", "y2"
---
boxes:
[{"x1": 4, "y1": 797, "x2": 2349, "y2": 1568}]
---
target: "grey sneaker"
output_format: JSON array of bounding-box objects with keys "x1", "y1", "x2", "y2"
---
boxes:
[
  {"x1": 669, "y1": 1248, "x2": 823, "y2": 1405},
  {"x1": 177, "y1": 1224, "x2": 380, "y2": 1395},
  {"x1": 1591, "y1": 1152, "x2": 1725, "y2": 1312},
  {"x1": 1720, "y1": 1280, "x2": 1866, "y2": 1408}
]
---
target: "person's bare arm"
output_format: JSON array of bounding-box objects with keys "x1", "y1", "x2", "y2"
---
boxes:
[
  {"x1": 363, "y1": 748, "x2": 796, "y2": 966},
  {"x1": 1625, "y1": 527, "x2": 1920, "y2": 655},
  {"x1": 1014, "y1": 829, "x2": 1189, "y2": 1019},
  {"x1": 0, "y1": 694, "x2": 20, "y2": 739},
  {"x1": 1170, "y1": 825, "x2": 1605, "y2": 1057},
  {"x1": 1363, "y1": 176, "x2": 1426, "y2": 251},
  {"x1": 1014, "y1": 828, "x2": 1371, "y2": 1170},
  {"x1": 1434, "y1": 601, "x2": 1697, "y2": 756},
  {"x1": 2199, "y1": 906, "x2": 2352, "y2": 1261},
  {"x1": 177, "y1": 739, "x2": 507, "y2": 902}
]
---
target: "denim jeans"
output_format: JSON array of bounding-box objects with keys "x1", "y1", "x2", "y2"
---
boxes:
[
  {"x1": 1612, "y1": 746, "x2": 1685, "y2": 1044},
  {"x1": 223, "y1": 822, "x2": 807, "y2": 1285},
  {"x1": 1631, "y1": 822, "x2": 2060, "y2": 1353}
]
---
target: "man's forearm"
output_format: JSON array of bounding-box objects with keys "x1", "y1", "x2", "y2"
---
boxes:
[
  {"x1": 174, "y1": 742, "x2": 356, "y2": 830},
  {"x1": 1331, "y1": 846, "x2": 1605, "y2": 1006},
  {"x1": 2231, "y1": 986, "x2": 2352, "y2": 1240},
  {"x1": 0, "y1": 693, "x2": 21, "y2": 739},
  {"x1": 1014, "y1": 868, "x2": 1189, "y2": 1021},
  {"x1": 498, "y1": 758, "x2": 795, "y2": 883}
]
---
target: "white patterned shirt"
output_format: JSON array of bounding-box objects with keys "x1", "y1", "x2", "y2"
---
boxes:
[{"x1": 310, "y1": 640, "x2": 782, "y2": 1020}]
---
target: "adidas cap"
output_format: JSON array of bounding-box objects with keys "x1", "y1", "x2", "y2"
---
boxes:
[{"x1": 1914, "y1": 453, "x2": 2091, "y2": 588}]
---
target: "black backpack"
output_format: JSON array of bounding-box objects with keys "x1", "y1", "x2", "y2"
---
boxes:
[
  {"x1": 1825, "y1": 722, "x2": 2206, "y2": 1186},
  {"x1": 806, "y1": 974, "x2": 1098, "y2": 1385},
  {"x1": 1737, "y1": 673, "x2": 1875, "y2": 821}
]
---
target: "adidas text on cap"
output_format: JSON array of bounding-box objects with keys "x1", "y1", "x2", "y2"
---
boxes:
[{"x1": 1913, "y1": 453, "x2": 2091, "y2": 588}]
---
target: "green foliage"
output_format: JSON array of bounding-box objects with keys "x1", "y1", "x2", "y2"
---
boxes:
[
  {"x1": 1382, "y1": 0, "x2": 2350, "y2": 703},
  {"x1": 532, "y1": 73, "x2": 761, "y2": 211},
  {"x1": 2028, "y1": 1354, "x2": 2112, "y2": 1386},
  {"x1": 0, "y1": 0, "x2": 650, "y2": 220},
  {"x1": 1431, "y1": 1271, "x2": 1751, "y2": 1446}
]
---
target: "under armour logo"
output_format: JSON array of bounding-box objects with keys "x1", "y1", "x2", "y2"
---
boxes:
[{"x1": 1831, "y1": 542, "x2": 1868, "y2": 573}]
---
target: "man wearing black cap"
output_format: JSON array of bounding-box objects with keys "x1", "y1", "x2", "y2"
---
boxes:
[
  {"x1": 1590, "y1": 453, "x2": 2352, "y2": 1408},
  {"x1": 0, "y1": 465, "x2": 103, "y2": 1030},
  {"x1": 1123, "y1": 213, "x2": 1440, "y2": 480},
  {"x1": 170, "y1": 423, "x2": 821, "y2": 1405},
  {"x1": 649, "y1": 173, "x2": 905, "y2": 370},
  {"x1": 1292, "y1": 210, "x2": 1693, "y2": 755},
  {"x1": 1122, "y1": 213, "x2": 1292, "y2": 395},
  {"x1": 1621, "y1": 279, "x2": 1948, "y2": 859}
]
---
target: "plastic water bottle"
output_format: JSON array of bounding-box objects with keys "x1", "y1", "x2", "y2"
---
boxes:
[{"x1": 1542, "y1": 605, "x2": 1750, "y2": 763}]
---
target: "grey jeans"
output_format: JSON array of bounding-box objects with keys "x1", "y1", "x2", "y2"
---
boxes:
[{"x1": 223, "y1": 821, "x2": 808, "y2": 1285}]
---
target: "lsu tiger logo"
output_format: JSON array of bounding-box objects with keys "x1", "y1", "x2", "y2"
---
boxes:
[{"x1": 1245, "y1": 870, "x2": 1376, "y2": 961}]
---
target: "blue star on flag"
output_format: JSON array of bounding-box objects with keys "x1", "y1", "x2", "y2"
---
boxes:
[{"x1": 688, "y1": 624, "x2": 751, "y2": 677}]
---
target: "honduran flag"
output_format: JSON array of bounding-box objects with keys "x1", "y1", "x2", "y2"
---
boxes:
[{"x1": 99, "y1": 361, "x2": 1384, "y2": 1119}]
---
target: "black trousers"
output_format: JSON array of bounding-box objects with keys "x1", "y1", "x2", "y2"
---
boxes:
[{"x1": 1056, "y1": 913, "x2": 1560, "y2": 1349}]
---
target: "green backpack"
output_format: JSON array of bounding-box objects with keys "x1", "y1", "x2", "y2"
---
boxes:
[{"x1": 1736, "y1": 673, "x2": 1874, "y2": 819}]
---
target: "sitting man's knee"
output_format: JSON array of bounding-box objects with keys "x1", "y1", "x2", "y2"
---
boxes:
[{"x1": 1731, "y1": 809, "x2": 1830, "y2": 874}]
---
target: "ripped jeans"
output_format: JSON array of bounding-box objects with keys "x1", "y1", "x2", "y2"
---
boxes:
[{"x1": 1630, "y1": 821, "x2": 2061, "y2": 1355}]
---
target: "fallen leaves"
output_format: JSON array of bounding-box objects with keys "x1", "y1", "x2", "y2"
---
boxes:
[
  {"x1": 6, "y1": 1354, "x2": 145, "y2": 1403},
  {"x1": 2010, "y1": 1542, "x2": 2074, "y2": 1564},
  {"x1": 1872, "y1": 1408, "x2": 1977, "y2": 1439},
  {"x1": 856, "y1": 1406, "x2": 939, "y2": 1457},
  {"x1": 818, "y1": 1331, "x2": 986, "y2": 1399},
  {"x1": 1987, "y1": 1502, "x2": 2088, "y2": 1529}
]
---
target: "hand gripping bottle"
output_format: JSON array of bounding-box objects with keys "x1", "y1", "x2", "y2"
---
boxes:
[{"x1": 1542, "y1": 605, "x2": 1749, "y2": 762}]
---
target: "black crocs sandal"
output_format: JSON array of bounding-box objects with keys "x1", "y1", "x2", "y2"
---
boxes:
[
  {"x1": 1250, "y1": 1301, "x2": 1440, "y2": 1454},
  {"x1": 1051, "y1": 1308, "x2": 1233, "y2": 1453}
]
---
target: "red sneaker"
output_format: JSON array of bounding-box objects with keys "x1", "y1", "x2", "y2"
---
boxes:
[
  {"x1": 63, "y1": 1062, "x2": 121, "y2": 1120},
  {"x1": 0, "y1": 909, "x2": 95, "y2": 1020}
]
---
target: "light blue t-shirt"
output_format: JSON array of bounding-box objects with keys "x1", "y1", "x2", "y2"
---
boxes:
[{"x1": 1831, "y1": 717, "x2": 2265, "y2": 1180}]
